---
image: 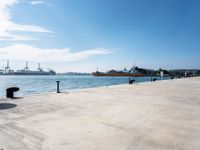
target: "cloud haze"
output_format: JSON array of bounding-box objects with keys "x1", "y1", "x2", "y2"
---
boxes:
[
  {"x1": 0, "y1": 0, "x2": 114, "y2": 71},
  {"x1": 0, "y1": 0, "x2": 51, "y2": 41},
  {"x1": 0, "y1": 44, "x2": 113, "y2": 62},
  {"x1": 30, "y1": 1, "x2": 45, "y2": 5}
]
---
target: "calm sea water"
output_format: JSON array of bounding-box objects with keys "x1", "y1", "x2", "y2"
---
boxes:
[{"x1": 0, "y1": 75, "x2": 169, "y2": 98}]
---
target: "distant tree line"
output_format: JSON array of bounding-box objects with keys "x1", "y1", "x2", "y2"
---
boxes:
[{"x1": 135, "y1": 67, "x2": 200, "y2": 77}]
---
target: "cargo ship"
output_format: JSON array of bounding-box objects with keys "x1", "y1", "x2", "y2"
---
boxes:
[
  {"x1": 1, "y1": 61, "x2": 56, "y2": 75},
  {"x1": 92, "y1": 66, "x2": 145, "y2": 77}
]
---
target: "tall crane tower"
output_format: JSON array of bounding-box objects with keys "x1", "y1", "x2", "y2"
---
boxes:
[
  {"x1": 37, "y1": 63, "x2": 43, "y2": 71},
  {"x1": 24, "y1": 61, "x2": 29, "y2": 71},
  {"x1": 4, "y1": 60, "x2": 10, "y2": 74}
]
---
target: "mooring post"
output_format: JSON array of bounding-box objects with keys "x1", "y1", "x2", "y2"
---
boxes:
[
  {"x1": 129, "y1": 78, "x2": 135, "y2": 84},
  {"x1": 6, "y1": 87, "x2": 20, "y2": 98},
  {"x1": 56, "y1": 81, "x2": 60, "y2": 93}
]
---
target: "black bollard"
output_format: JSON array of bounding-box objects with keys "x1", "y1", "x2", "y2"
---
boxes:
[
  {"x1": 129, "y1": 78, "x2": 135, "y2": 84},
  {"x1": 6, "y1": 87, "x2": 19, "y2": 98},
  {"x1": 153, "y1": 78, "x2": 157, "y2": 81},
  {"x1": 56, "y1": 81, "x2": 61, "y2": 93}
]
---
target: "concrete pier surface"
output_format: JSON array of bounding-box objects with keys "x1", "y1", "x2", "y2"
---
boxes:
[{"x1": 0, "y1": 77, "x2": 200, "y2": 150}]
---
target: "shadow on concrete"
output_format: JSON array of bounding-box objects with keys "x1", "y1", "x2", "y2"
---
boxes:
[
  {"x1": 10, "y1": 97, "x2": 23, "y2": 100},
  {"x1": 0, "y1": 103, "x2": 17, "y2": 110}
]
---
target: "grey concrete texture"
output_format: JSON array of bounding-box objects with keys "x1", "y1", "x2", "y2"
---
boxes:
[{"x1": 0, "y1": 77, "x2": 200, "y2": 150}]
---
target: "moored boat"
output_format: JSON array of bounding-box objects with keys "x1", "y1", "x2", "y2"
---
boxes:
[
  {"x1": 92, "y1": 72, "x2": 144, "y2": 77},
  {"x1": 92, "y1": 66, "x2": 145, "y2": 77}
]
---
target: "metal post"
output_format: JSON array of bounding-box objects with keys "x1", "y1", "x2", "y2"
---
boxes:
[
  {"x1": 160, "y1": 71, "x2": 164, "y2": 80},
  {"x1": 56, "y1": 81, "x2": 60, "y2": 93}
]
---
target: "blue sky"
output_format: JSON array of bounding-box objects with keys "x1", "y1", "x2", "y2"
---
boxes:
[{"x1": 0, "y1": 0, "x2": 200, "y2": 72}]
